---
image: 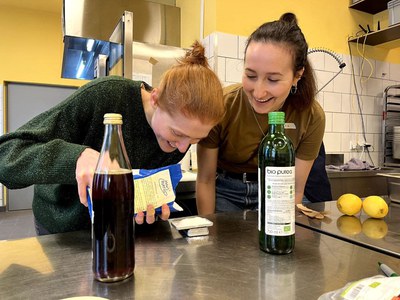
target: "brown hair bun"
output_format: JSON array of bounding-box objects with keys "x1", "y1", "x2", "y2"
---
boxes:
[{"x1": 179, "y1": 40, "x2": 209, "y2": 68}]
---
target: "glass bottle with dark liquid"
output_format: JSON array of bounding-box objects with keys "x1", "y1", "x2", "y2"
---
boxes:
[
  {"x1": 92, "y1": 113, "x2": 135, "y2": 282},
  {"x1": 258, "y1": 112, "x2": 295, "y2": 254}
]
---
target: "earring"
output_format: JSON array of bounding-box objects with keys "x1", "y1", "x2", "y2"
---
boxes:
[{"x1": 290, "y1": 85, "x2": 298, "y2": 94}]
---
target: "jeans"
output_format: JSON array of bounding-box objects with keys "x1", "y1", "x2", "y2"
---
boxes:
[
  {"x1": 215, "y1": 172, "x2": 311, "y2": 212},
  {"x1": 301, "y1": 196, "x2": 312, "y2": 205},
  {"x1": 215, "y1": 173, "x2": 258, "y2": 212}
]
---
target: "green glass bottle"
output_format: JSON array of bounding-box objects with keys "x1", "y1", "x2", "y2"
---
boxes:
[{"x1": 258, "y1": 111, "x2": 295, "y2": 254}]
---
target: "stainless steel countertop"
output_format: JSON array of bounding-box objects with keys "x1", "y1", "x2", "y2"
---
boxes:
[
  {"x1": 1, "y1": 211, "x2": 400, "y2": 300},
  {"x1": 296, "y1": 201, "x2": 400, "y2": 258},
  {"x1": 326, "y1": 167, "x2": 396, "y2": 178}
]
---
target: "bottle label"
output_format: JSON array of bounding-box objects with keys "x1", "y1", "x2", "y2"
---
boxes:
[{"x1": 263, "y1": 166, "x2": 295, "y2": 236}]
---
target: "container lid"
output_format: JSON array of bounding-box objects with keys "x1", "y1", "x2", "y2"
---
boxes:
[
  {"x1": 268, "y1": 111, "x2": 285, "y2": 124},
  {"x1": 103, "y1": 113, "x2": 123, "y2": 125}
]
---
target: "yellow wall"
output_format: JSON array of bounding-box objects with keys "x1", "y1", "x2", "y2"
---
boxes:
[
  {"x1": 1, "y1": 0, "x2": 399, "y2": 87},
  {"x1": 200, "y1": 0, "x2": 400, "y2": 64},
  {"x1": 0, "y1": 4, "x2": 86, "y2": 87},
  {"x1": 177, "y1": 0, "x2": 201, "y2": 48},
  {"x1": 204, "y1": 0, "x2": 216, "y2": 43}
]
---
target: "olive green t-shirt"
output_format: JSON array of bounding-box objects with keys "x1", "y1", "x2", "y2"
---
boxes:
[{"x1": 199, "y1": 83, "x2": 326, "y2": 173}]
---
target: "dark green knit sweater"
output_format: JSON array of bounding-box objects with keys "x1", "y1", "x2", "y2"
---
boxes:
[{"x1": 0, "y1": 76, "x2": 185, "y2": 233}]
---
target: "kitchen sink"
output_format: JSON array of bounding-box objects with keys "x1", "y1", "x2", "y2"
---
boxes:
[{"x1": 326, "y1": 167, "x2": 397, "y2": 200}]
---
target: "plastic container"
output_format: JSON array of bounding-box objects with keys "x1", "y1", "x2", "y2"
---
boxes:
[{"x1": 388, "y1": 0, "x2": 400, "y2": 26}]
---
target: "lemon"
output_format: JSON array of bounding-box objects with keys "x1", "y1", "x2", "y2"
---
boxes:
[
  {"x1": 362, "y1": 196, "x2": 389, "y2": 219},
  {"x1": 337, "y1": 193, "x2": 363, "y2": 216},
  {"x1": 336, "y1": 215, "x2": 362, "y2": 236},
  {"x1": 362, "y1": 218, "x2": 388, "y2": 239}
]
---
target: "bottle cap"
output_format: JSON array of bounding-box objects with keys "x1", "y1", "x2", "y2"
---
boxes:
[
  {"x1": 103, "y1": 113, "x2": 123, "y2": 125},
  {"x1": 268, "y1": 112, "x2": 285, "y2": 124}
]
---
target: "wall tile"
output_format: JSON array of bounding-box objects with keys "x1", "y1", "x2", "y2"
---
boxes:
[
  {"x1": 349, "y1": 150, "x2": 361, "y2": 161},
  {"x1": 217, "y1": 57, "x2": 226, "y2": 82},
  {"x1": 373, "y1": 133, "x2": 383, "y2": 156},
  {"x1": 363, "y1": 133, "x2": 374, "y2": 148},
  {"x1": 365, "y1": 78, "x2": 384, "y2": 97},
  {"x1": 332, "y1": 113, "x2": 350, "y2": 132},
  {"x1": 368, "y1": 152, "x2": 379, "y2": 167},
  {"x1": 356, "y1": 134, "x2": 367, "y2": 145},
  {"x1": 225, "y1": 58, "x2": 243, "y2": 83},
  {"x1": 341, "y1": 93, "x2": 352, "y2": 113},
  {"x1": 324, "y1": 92, "x2": 342, "y2": 112},
  {"x1": 361, "y1": 57, "x2": 376, "y2": 78},
  {"x1": 389, "y1": 63, "x2": 400, "y2": 81},
  {"x1": 361, "y1": 95, "x2": 378, "y2": 115},
  {"x1": 207, "y1": 56, "x2": 215, "y2": 72},
  {"x1": 351, "y1": 55, "x2": 375, "y2": 78},
  {"x1": 341, "y1": 133, "x2": 352, "y2": 152},
  {"x1": 325, "y1": 112, "x2": 332, "y2": 132},
  {"x1": 351, "y1": 75, "x2": 362, "y2": 95},
  {"x1": 347, "y1": 133, "x2": 365, "y2": 154},
  {"x1": 359, "y1": 78, "x2": 369, "y2": 96},
  {"x1": 238, "y1": 36, "x2": 247, "y2": 60},
  {"x1": 375, "y1": 96, "x2": 383, "y2": 115},
  {"x1": 366, "y1": 115, "x2": 382, "y2": 134},
  {"x1": 308, "y1": 51, "x2": 325, "y2": 71},
  {"x1": 333, "y1": 73, "x2": 351, "y2": 94},
  {"x1": 204, "y1": 33, "x2": 217, "y2": 58},
  {"x1": 325, "y1": 52, "x2": 343, "y2": 72},
  {"x1": 342, "y1": 54, "x2": 357, "y2": 76},
  {"x1": 324, "y1": 132, "x2": 341, "y2": 152},
  {"x1": 315, "y1": 70, "x2": 334, "y2": 93},
  {"x1": 202, "y1": 35, "x2": 211, "y2": 58},
  {"x1": 383, "y1": 79, "x2": 398, "y2": 91},
  {"x1": 216, "y1": 32, "x2": 238, "y2": 58},
  {"x1": 349, "y1": 114, "x2": 366, "y2": 134},
  {"x1": 358, "y1": 148, "x2": 378, "y2": 166},
  {"x1": 375, "y1": 60, "x2": 390, "y2": 79},
  {"x1": 316, "y1": 92, "x2": 324, "y2": 107}
]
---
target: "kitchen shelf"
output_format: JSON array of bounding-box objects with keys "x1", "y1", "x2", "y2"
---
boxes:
[
  {"x1": 348, "y1": 23, "x2": 400, "y2": 46},
  {"x1": 349, "y1": 0, "x2": 390, "y2": 14}
]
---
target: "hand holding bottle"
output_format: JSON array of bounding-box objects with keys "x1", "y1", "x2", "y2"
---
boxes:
[{"x1": 75, "y1": 148, "x2": 100, "y2": 207}]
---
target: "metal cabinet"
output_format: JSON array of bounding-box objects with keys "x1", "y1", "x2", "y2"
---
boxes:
[{"x1": 382, "y1": 84, "x2": 400, "y2": 167}]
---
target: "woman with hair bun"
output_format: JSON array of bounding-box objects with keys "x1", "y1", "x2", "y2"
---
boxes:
[
  {"x1": 0, "y1": 41, "x2": 225, "y2": 234},
  {"x1": 196, "y1": 13, "x2": 331, "y2": 214}
]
